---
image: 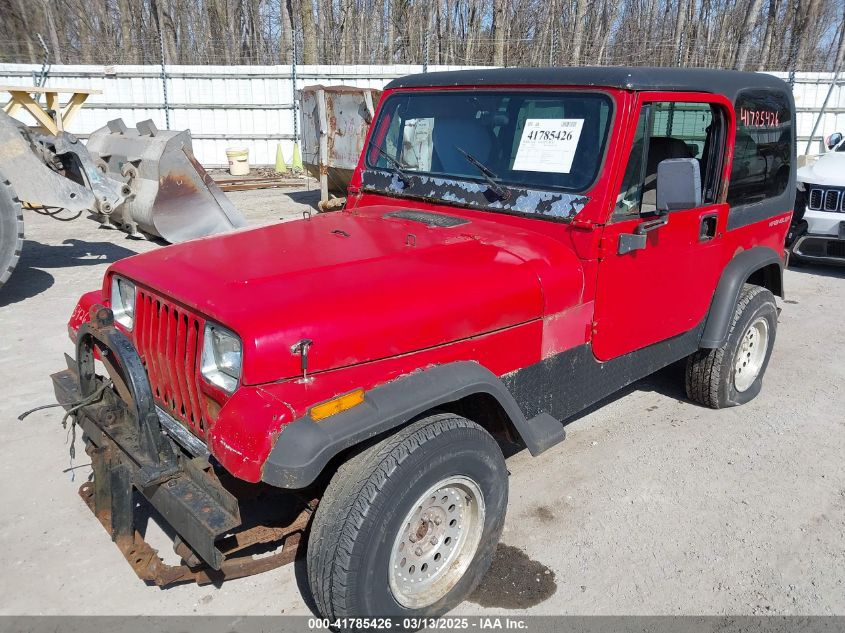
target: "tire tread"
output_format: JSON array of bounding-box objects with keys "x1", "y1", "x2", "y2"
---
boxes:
[
  {"x1": 685, "y1": 284, "x2": 771, "y2": 408},
  {"x1": 308, "y1": 413, "x2": 492, "y2": 619}
]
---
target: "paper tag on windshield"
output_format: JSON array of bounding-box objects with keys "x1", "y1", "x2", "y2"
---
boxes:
[
  {"x1": 401, "y1": 118, "x2": 434, "y2": 172},
  {"x1": 512, "y1": 119, "x2": 584, "y2": 174}
]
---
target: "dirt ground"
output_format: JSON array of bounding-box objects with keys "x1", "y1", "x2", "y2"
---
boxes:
[{"x1": 0, "y1": 185, "x2": 843, "y2": 616}]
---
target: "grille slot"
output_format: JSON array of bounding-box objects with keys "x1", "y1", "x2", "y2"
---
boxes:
[
  {"x1": 134, "y1": 289, "x2": 205, "y2": 436},
  {"x1": 829, "y1": 241, "x2": 845, "y2": 258},
  {"x1": 794, "y1": 236, "x2": 845, "y2": 260},
  {"x1": 807, "y1": 187, "x2": 845, "y2": 213}
]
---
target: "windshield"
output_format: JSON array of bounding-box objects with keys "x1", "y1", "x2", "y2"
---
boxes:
[{"x1": 365, "y1": 90, "x2": 613, "y2": 195}]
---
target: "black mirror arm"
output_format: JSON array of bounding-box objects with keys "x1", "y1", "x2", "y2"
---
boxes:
[
  {"x1": 642, "y1": 206, "x2": 670, "y2": 218},
  {"x1": 635, "y1": 214, "x2": 669, "y2": 235}
]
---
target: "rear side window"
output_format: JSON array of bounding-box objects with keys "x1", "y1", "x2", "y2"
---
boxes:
[{"x1": 726, "y1": 90, "x2": 792, "y2": 206}]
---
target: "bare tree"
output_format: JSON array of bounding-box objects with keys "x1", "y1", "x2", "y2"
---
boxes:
[
  {"x1": 0, "y1": 0, "x2": 841, "y2": 71},
  {"x1": 280, "y1": 0, "x2": 293, "y2": 63},
  {"x1": 570, "y1": 0, "x2": 589, "y2": 65},
  {"x1": 492, "y1": 0, "x2": 506, "y2": 65},
  {"x1": 734, "y1": 0, "x2": 765, "y2": 69},
  {"x1": 757, "y1": 0, "x2": 779, "y2": 70},
  {"x1": 297, "y1": 0, "x2": 318, "y2": 64}
]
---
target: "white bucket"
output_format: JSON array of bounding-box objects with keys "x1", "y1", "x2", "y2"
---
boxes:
[{"x1": 226, "y1": 147, "x2": 250, "y2": 176}]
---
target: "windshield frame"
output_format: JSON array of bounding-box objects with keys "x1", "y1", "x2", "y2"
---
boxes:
[{"x1": 362, "y1": 87, "x2": 616, "y2": 214}]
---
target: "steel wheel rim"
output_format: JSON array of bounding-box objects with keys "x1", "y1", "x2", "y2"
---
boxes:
[
  {"x1": 388, "y1": 475, "x2": 486, "y2": 609},
  {"x1": 734, "y1": 316, "x2": 769, "y2": 392}
]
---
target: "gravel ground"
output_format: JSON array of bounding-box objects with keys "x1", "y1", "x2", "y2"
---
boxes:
[{"x1": 0, "y1": 186, "x2": 843, "y2": 616}]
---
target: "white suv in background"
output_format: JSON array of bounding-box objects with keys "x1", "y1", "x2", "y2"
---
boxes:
[{"x1": 790, "y1": 132, "x2": 845, "y2": 264}]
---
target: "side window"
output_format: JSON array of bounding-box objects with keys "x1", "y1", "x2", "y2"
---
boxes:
[
  {"x1": 614, "y1": 101, "x2": 724, "y2": 219},
  {"x1": 726, "y1": 89, "x2": 792, "y2": 206},
  {"x1": 614, "y1": 106, "x2": 650, "y2": 217}
]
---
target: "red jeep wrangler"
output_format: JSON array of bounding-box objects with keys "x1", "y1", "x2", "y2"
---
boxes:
[{"x1": 52, "y1": 67, "x2": 794, "y2": 620}]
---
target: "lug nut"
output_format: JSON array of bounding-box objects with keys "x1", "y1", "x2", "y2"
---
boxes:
[
  {"x1": 433, "y1": 516, "x2": 442, "y2": 525},
  {"x1": 430, "y1": 536, "x2": 437, "y2": 545},
  {"x1": 415, "y1": 547, "x2": 423, "y2": 556}
]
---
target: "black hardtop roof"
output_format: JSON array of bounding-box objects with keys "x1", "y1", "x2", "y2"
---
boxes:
[{"x1": 385, "y1": 67, "x2": 790, "y2": 101}]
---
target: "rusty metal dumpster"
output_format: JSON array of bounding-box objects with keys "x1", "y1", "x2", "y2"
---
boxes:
[{"x1": 299, "y1": 85, "x2": 382, "y2": 211}]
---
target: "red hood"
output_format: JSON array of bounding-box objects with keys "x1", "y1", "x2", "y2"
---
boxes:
[{"x1": 108, "y1": 205, "x2": 548, "y2": 384}]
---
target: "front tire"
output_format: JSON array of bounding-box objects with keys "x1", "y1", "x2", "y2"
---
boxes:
[
  {"x1": 307, "y1": 413, "x2": 508, "y2": 620},
  {"x1": 685, "y1": 284, "x2": 778, "y2": 408}
]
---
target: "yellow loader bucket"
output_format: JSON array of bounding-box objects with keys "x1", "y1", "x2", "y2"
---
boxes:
[{"x1": 86, "y1": 119, "x2": 246, "y2": 243}]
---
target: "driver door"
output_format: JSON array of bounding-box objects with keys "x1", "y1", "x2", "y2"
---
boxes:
[{"x1": 592, "y1": 94, "x2": 730, "y2": 362}]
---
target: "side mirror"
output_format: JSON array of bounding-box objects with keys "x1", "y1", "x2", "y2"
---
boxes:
[
  {"x1": 826, "y1": 132, "x2": 843, "y2": 151},
  {"x1": 655, "y1": 158, "x2": 701, "y2": 213}
]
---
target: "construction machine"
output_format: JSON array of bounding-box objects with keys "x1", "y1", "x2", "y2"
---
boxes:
[{"x1": 0, "y1": 86, "x2": 246, "y2": 289}]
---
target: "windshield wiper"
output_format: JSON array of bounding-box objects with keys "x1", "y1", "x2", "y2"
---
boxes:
[
  {"x1": 454, "y1": 146, "x2": 512, "y2": 201},
  {"x1": 367, "y1": 140, "x2": 411, "y2": 186}
]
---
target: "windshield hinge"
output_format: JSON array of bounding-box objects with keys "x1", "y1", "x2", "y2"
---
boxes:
[
  {"x1": 570, "y1": 218, "x2": 595, "y2": 230},
  {"x1": 597, "y1": 236, "x2": 612, "y2": 260}
]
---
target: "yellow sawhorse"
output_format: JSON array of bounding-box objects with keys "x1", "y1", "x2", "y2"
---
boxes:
[{"x1": 1, "y1": 85, "x2": 101, "y2": 135}]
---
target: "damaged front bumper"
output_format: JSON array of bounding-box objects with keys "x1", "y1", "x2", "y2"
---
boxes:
[{"x1": 51, "y1": 306, "x2": 312, "y2": 586}]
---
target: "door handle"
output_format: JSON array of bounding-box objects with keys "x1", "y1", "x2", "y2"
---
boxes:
[{"x1": 699, "y1": 213, "x2": 718, "y2": 241}]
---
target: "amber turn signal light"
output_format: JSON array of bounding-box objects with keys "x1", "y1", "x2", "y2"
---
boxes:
[{"x1": 310, "y1": 389, "x2": 365, "y2": 421}]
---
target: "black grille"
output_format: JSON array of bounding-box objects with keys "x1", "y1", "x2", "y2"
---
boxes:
[
  {"x1": 824, "y1": 190, "x2": 840, "y2": 211},
  {"x1": 808, "y1": 189, "x2": 822, "y2": 209},
  {"x1": 795, "y1": 236, "x2": 845, "y2": 260},
  {"x1": 798, "y1": 238, "x2": 826, "y2": 256},
  {"x1": 828, "y1": 241, "x2": 845, "y2": 258}
]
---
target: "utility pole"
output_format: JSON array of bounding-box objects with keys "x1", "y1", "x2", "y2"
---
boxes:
[
  {"x1": 290, "y1": 24, "x2": 302, "y2": 169},
  {"x1": 423, "y1": 8, "x2": 433, "y2": 72},
  {"x1": 157, "y1": 21, "x2": 171, "y2": 129}
]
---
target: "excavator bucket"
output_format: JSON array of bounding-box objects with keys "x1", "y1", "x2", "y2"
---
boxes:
[{"x1": 86, "y1": 119, "x2": 246, "y2": 243}]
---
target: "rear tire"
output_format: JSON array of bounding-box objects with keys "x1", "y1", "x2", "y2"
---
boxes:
[
  {"x1": 307, "y1": 413, "x2": 508, "y2": 621},
  {"x1": 0, "y1": 178, "x2": 24, "y2": 289},
  {"x1": 685, "y1": 284, "x2": 778, "y2": 408}
]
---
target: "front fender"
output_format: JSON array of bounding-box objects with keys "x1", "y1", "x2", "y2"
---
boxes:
[
  {"x1": 68, "y1": 290, "x2": 105, "y2": 342},
  {"x1": 260, "y1": 361, "x2": 560, "y2": 489}
]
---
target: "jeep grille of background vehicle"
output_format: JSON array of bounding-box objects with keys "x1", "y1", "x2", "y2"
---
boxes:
[
  {"x1": 134, "y1": 289, "x2": 205, "y2": 436},
  {"x1": 808, "y1": 187, "x2": 845, "y2": 213}
]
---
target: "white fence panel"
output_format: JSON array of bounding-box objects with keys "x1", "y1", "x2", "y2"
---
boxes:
[
  {"x1": 767, "y1": 72, "x2": 845, "y2": 153},
  {"x1": 0, "y1": 64, "x2": 841, "y2": 167},
  {"x1": 0, "y1": 63, "x2": 481, "y2": 167}
]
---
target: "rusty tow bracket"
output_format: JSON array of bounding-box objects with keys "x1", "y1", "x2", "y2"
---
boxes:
[
  {"x1": 59, "y1": 305, "x2": 318, "y2": 587},
  {"x1": 78, "y1": 467, "x2": 317, "y2": 587}
]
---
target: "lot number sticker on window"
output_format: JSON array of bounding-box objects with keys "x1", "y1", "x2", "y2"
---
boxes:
[
  {"x1": 401, "y1": 118, "x2": 434, "y2": 172},
  {"x1": 513, "y1": 119, "x2": 584, "y2": 174}
]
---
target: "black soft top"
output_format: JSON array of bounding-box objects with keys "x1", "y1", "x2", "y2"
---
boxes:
[{"x1": 386, "y1": 67, "x2": 789, "y2": 102}]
